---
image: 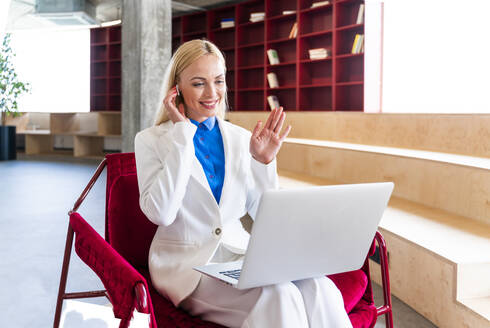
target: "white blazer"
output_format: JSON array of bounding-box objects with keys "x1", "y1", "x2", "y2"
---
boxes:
[{"x1": 134, "y1": 117, "x2": 278, "y2": 306}]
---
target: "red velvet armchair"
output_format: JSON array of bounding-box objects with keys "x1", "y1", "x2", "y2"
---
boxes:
[{"x1": 54, "y1": 153, "x2": 393, "y2": 328}]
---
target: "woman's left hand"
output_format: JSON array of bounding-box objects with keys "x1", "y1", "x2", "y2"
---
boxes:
[{"x1": 250, "y1": 107, "x2": 292, "y2": 164}]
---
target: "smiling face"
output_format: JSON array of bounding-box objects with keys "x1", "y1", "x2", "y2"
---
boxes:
[{"x1": 177, "y1": 54, "x2": 226, "y2": 123}]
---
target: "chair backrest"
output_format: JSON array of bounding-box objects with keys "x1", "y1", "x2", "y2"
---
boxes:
[{"x1": 105, "y1": 153, "x2": 157, "y2": 269}]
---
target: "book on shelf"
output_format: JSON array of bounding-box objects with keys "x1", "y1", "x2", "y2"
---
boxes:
[
  {"x1": 288, "y1": 22, "x2": 298, "y2": 39},
  {"x1": 267, "y1": 72, "x2": 279, "y2": 88},
  {"x1": 249, "y1": 12, "x2": 265, "y2": 22},
  {"x1": 267, "y1": 95, "x2": 280, "y2": 110},
  {"x1": 356, "y1": 4, "x2": 365, "y2": 24},
  {"x1": 282, "y1": 10, "x2": 296, "y2": 15},
  {"x1": 220, "y1": 18, "x2": 235, "y2": 28},
  {"x1": 356, "y1": 34, "x2": 364, "y2": 54},
  {"x1": 351, "y1": 34, "x2": 364, "y2": 54},
  {"x1": 308, "y1": 47, "x2": 328, "y2": 54},
  {"x1": 267, "y1": 49, "x2": 280, "y2": 65},
  {"x1": 351, "y1": 34, "x2": 360, "y2": 53},
  {"x1": 311, "y1": 1, "x2": 330, "y2": 8},
  {"x1": 310, "y1": 55, "x2": 328, "y2": 60},
  {"x1": 308, "y1": 48, "x2": 330, "y2": 60}
]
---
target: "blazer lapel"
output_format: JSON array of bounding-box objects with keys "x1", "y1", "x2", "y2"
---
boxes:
[
  {"x1": 190, "y1": 154, "x2": 213, "y2": 196},
  {"x1": 217, "y1": 117, "x2": 233, "y2": 208}
]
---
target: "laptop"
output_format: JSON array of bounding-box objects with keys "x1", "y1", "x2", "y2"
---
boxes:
[{"x1": 194, "y1": 182, "x2": 394, "y2": 290}]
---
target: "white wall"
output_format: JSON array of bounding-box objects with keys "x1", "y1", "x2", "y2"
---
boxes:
[
  {"x1": 0, "y1": 0, "x2": 11, "y2": 39},
  {"x1": 10, "y1": 28, "x2": 90, "y2": 113},
  {"x1": 382, "y1": 0, "x2": 490, "y2": 113}
]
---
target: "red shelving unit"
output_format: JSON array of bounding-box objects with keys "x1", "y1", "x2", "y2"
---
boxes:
[
  {"x1": 172, "y1": 16, "x2": 182, "y2": 55},
  {"x1": 183, "y1": 12, "x2": 207, "y2": 34},
  {"x1": 90, "y1": 25, "x2": 122, "y2": 111},
  {"x1": 181, "y1": 12, "x2": 207, "y2": 43},
  {"x1": 171, "y1": 0, "x2": 368, "y2": 111}
]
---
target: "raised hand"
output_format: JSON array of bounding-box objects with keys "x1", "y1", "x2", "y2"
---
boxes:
[
  {"x1": 250, "y1": 107, "x2": 292, "y2": 164},
  {"x1": 164, "y1": 86, "x2": 188, "y2": 123}
]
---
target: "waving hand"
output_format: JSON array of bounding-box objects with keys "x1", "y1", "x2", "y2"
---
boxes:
[{"x1": 250, "y1": 107, "x2": 291, "y2": 164}]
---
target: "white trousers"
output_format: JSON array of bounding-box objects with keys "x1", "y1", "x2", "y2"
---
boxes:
[{"x1": 180, "y1": 246, "x2": 353, "y2": 328}]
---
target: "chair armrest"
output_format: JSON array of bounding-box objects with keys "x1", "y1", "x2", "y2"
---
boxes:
[
  {"x1": 69, "y1": 212, "x2": 152, "y2": 324},
  {"x1": 134, "y1": 282, "x2": 149, "y2": 313}
]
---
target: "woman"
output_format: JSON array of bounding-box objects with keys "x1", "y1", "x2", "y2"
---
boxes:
[{"x1": 134, "y1": 39, "x2": 352, "y2": 328}]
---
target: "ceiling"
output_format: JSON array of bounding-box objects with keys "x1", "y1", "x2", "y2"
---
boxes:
[{"x1": 6, "y1": 0, "x2": 245, "y2": 30}]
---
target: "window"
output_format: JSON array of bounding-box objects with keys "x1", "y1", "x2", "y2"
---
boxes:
[
  {"x1": 382, "y1": 0, "x2": 490, "y2": 113},
  {"x1": 10, "y1": 28, "x2": 90, "y2": 113}
]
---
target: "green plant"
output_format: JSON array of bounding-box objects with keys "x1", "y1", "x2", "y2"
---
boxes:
[{"x1": 0, "y1": 33, "x2": 30, "y2": 126}]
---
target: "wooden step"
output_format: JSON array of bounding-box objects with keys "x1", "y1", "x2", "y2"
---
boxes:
[
  {"x1": 370, "y1": 228, "x2": 490, "y2": 328},
  {"x1": 277, "y1": 138, "x2": 490, "y2": 226},
  {"x1": 277, "y1": 170, "x2": 490, "y2": 328},
  {"x1": 457, "y1": 262, "x2": 490, "y2": 300},
  {"x1": 459, "y1": 297, "x2": 490, "y2": 322}
]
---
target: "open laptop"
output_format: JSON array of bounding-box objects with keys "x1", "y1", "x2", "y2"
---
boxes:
[{"x1": 194, "y1": 182, "x2": 394, "y2": 289}]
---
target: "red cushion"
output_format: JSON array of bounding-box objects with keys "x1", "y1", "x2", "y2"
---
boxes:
[
  {"x1": 348, "y1": 299, "x2": 378, "y2": 328},
  {"x1": 140, "y1": 266, "x2": 370, "y2": 327},
  {"x1": 140, "y1": 269, "x2": 226, "y2": 328},
  {"x1": 328, "y1": 269, "x2": 369, "y2": 314},
  {"x1": 107, "y1": 174, "x2": 157, "y2": 268}
]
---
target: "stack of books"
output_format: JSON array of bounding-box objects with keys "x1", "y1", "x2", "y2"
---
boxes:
[
  {"x1": 249, "y1": 12, "x2": 265, "y2": 22},
  {"x1": 267, "y1": 95, "x2": 280, "y2": 110},
  {"x1": 311, "y1": 1, "x2": 330, "y2": 8},
  {"x1": 220, "y1": 18, "x2": 235, "y2": 28},
  {"x1": 267, "y1": 72, "x2": 279, "y2": 88},
  {"x1": 309, "y1": 48, "x2": 330, "y2": 60},
  {"x1": 288, "y1": 22, "x2": 298, "y2": 39},
  {"x1": 267, "y1": 49, "x2": 280, "y2": 65},
  {"x1": 351, "y1": 34, "x2": 364, "y2": 54}
]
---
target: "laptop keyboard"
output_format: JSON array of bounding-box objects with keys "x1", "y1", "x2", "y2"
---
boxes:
[{"x1": 219, "y1": 269, "x2": 241, "y2": 280}]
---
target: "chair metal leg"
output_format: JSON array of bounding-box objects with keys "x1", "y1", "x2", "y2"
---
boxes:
[
  {"x1": 375, "y1": 231, "x2": 394, "y2": 328},
  {"x1": 53, "y1": 223, "x2": 74, "y2": 328},
  {"x1": 54, "y1": 160, "x2": 109, "y2": 327}
]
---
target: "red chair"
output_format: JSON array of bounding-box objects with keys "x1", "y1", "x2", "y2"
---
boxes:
[{"x1": 54, "y1": 153, "x2": 393, "y2": 328}]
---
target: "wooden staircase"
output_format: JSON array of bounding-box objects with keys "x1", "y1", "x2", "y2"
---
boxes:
[{"x1": 228, "y1": 112, "x2": 490, "y2": 328}]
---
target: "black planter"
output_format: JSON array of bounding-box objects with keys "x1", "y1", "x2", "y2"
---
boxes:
[{"x1": 0, "y1": 125, "x2": 16, "y2": 160}]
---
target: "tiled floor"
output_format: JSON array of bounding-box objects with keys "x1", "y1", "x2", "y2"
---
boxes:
[{"x1": 0, "y1": 155, "x2": 437, "y2": 327}]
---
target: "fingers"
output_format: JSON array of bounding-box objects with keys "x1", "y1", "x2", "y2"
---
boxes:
[
  {"x1": 178, "y1": 103, "x2": 185, "y2": 116},
  {"x1": 164, "y1": 87, "x2": 178, "y2": 110},
  {"x1": 264, "y1": 107, "x2": 276, "y2": 130},
  {"x1": 270, "y1": 106, "x2": 283, "y2": 132},
  {"x1": 252, "y1": 120, "x2": 262, "y2": 137},
  {"x1": 273, "y1": 109, "x2": 285, "y2": 134},
  {"x1": 164, "y1": 86, "x2": 187, "y2": 123},
  {"x1": 178, "y1": 103, "x2": 190, "y2": 122}
]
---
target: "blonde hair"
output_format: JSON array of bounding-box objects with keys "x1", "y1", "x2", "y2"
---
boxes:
[{"x1": 155, "y1": 39, "x2": 228, "y2": 125}]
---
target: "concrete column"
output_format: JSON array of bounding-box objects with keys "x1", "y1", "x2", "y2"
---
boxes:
[{"x1": 122, "y1": 0, "x2": 172, "y2": 152}]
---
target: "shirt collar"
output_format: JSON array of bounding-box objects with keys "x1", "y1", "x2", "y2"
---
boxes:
[{"x1": 190, "y1": 116, "x2": 216, "y2": 131}]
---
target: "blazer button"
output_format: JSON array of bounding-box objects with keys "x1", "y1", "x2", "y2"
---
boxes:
[{"x1": 215, "y1": 228, "x2": 222, "y2": 235}]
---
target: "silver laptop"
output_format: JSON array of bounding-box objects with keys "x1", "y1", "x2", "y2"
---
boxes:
[{"x1": 194, "y1": 182, "x2": 394, "y2": 289}]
